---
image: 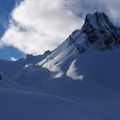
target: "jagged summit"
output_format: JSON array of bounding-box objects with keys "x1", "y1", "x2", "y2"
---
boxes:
[
  {"x1": 83, "y1": 12, "x2": 116, "y2": 31},
  {"x1": 82, "y1": 12, "x2": 120, "y2": 49},
  {"x1": 66, "y1": 12, "x2": 120, "y2": 53}
]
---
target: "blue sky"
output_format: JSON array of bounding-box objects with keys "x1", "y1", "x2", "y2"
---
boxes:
[
  {"x1": 0, "y1": 0, "x2": 24, "y2": 59},
  {"x1": 0, "y1": 0, "x2": 16, "y2": 37}
]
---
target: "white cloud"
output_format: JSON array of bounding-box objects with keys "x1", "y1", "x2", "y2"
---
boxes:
[{"x1": 0, "y1": 0, "x2": 83, "y2": 55}]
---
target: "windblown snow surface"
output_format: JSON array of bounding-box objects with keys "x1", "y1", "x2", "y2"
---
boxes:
[
  {"x1": 0, "y1": 88, "x2": 119, "y2": 120},
  {"x1": 0, "y1": 12, "x2": 120, "y2": 119}
]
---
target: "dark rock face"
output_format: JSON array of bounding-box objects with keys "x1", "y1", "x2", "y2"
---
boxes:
[
  {"x1": 0, "y1": 74, "x2": 2, "y2": 80},
  {"x1": 82, "y1": 12, "x2": 120, "y2": 50},
  {"x1": 44, "y1": 50, "x2": 51, "y2": 55}
]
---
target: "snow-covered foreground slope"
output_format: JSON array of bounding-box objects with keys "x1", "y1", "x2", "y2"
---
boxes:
[{"x1": 0, "y1": 88, "x2": 119, "y2": 120}]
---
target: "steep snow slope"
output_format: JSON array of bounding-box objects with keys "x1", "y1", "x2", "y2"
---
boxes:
[{"x1": 0, "y1": 88, "x2": 119, "y2": 120}]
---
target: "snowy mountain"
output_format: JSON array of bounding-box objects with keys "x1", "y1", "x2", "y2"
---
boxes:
[{"x1": 0, "y1": 12, "x2": 120, "y2": 119}]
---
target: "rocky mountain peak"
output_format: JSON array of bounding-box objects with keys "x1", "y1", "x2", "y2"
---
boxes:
[
  {"x1": 82, "y1": 12, "x2": 120, "y2": 49},
  {"x1": 83, "y1": 12, "x2": 116, "y2": 30}
]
